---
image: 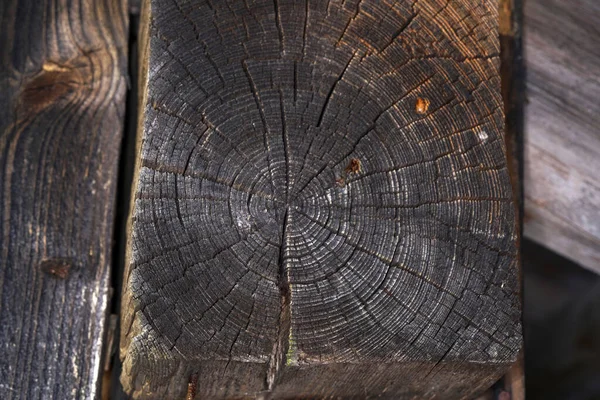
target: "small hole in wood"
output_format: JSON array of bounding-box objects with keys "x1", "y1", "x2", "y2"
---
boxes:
[
  {"x1": 40, "y1": 258, "x2": 72, "y2": 279},
  {"x1": 345, "y1": 158, "x2": 361, "y2": 175},
  {"x1": 415, "y1": 97, "x2": 430, "y2": 114}
]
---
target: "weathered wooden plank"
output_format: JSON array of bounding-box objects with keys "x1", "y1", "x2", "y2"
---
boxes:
[
  {"x1": 0, "y1": 0, "x2": 128, "y2": 398},
  {"x1": 120, "y1": 0, "x2": 522, "y2": 398},
  {"x1": 523, "y1": 0, "x2": 600, "y2": 273}
]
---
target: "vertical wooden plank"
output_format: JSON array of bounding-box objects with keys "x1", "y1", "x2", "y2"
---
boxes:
[
  {"x1": 0, "y1": 0, "x2": 128, "y2": 398},
  {"x1": 523, "y1": 0, "x2": 600, "y2": 273}
]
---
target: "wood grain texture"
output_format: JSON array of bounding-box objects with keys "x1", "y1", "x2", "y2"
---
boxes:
[
  {"x1": 523, "y1": 0, "x2": 600, "y2": 273},
  {"x1": 0, "y1": 0, "x2": 128, "y2": 398},
  {"x1": 120, "y1": 0, "x2": 522, "y2": 398}
]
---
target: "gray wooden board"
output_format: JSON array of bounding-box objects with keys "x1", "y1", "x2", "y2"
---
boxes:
[
  {"x1": 120, "y1": 0, "x2": 522, "y2": 398},
  {"x1": 0, "y1": 0, "x2": 128, "y2": 398},
  {"x1": 523, "y1": 0, "x2": 600, "y2": 273}
]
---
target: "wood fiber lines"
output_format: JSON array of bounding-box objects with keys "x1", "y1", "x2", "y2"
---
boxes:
[{"x1": 121, "y1": 0, "x2": 521, "y2": 398}]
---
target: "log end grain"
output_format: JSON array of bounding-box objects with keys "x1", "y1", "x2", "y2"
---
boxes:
[{"x1": 120, "y1": 0, "x2": 522, "y2": 398}]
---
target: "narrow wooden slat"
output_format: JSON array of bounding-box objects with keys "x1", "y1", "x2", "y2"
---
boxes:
[
  {"x1": 499, "y1": 0, "x2": 524, "y2": 229},
  {"x1": 498, "y1": 0, "x2": 526, "y2": 397},
  {"x1": 0, "y1": 0, "x2": 128, "y2": 398},
  {"x1": 523, "y1": 0, "x2": 600, "y2": 273},
  {"x1": 121, "y1": 0, "x2": 522, "y2": 398}
]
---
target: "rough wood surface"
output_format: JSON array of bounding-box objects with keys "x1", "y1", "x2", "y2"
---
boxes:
[
  {"x1": 523, "y1": 0, "x2": 600, "y2": 273},
  {"x1": 0, "y1": 0, "x2": 128, "y2": 398},
  {"x1": 120, "y1": 0, "x2": 522, "y2": 398}
]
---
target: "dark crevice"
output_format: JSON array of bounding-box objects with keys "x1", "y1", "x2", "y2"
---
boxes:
[
  {"x1": 265, "y1": 208, "x2": 291, "y2": 392},
  {"x1": 316, "y1": 51, "x2": 355, "y2": 128},
  {"x1": 273, "y1": 0, "x2": 284, "y2": 54},
  {"x1": 495, "y1": 0, "x2": 525, "y2": 395},
  {"x1": 279, "y1": 90, "x2": 290, "y2": 204},
  {"x1": 379, "y1": 13, "x2": 416, "y2": 53},
  {"x1": 107, "y1": 8, "x2": 140, "y2": 400},
  {"x1": 242, "y1": 59, "x2": 279, "y2": 199},
  {"x1": 277, "y1": 209, "x2": 290, "y2": 298}
]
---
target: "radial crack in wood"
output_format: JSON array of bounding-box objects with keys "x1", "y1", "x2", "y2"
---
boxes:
[{"x1": 120, "y1": 0, "x2": 522, "y2": 398}]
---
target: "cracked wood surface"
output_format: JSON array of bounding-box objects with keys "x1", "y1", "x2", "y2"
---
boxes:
[
  {"x1": 0, "y1": 0, "x2": 128, "y2": 398},
  {"x1": 120, "y1": 0, "x2": 522, "y2": 398}
]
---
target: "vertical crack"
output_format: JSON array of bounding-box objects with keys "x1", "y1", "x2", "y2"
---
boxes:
[
  {"x1": 279, "y1": 90, "x2": 290, "y2": 203},
  {"x1": 107, "y1": 6, "x2": 140, "y2": 398},
  {"x1": 265, "y1": 208, "x2": 292, "y2": 392},
  {"x1": 273, "y1": 0, "x2": 284, "y2": 54}
]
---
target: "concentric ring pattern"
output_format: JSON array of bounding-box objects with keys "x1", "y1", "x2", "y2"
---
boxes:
[{"x1": 125, "y1": 0, "x2": 521, "y2": 394}]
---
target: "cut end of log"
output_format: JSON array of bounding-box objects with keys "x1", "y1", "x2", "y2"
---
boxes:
[{"x1": 120, "y1": 0, "x2": 522, "y2": 398}]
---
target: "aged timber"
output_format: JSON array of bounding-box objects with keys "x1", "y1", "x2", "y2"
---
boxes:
[
  {"x1": 120, "y1": 0, "x2": 522, "y2": 398},
  {"x1": 523, "y1": 0, "x2": 600, "y2": 274},
  {"x1": 0, "y1": 0, "x2": 128, "y2": 398}
]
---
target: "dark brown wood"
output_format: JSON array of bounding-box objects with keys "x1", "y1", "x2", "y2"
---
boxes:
[
  {"x1": 497, "y1": 0, "x2": 525, "y2": 397},
  {"x1": 120, "y1": 0, "x2": 522, "y2": 398},
  {"x1": 523, "y1": 0, "x2": 600, "y2": 273},
  {"x1": 499, "y1": 0, "x2": 524, "y2": 232},
  {"x1": 0, "y1": 0, "x2": 128, "y2": 398}
]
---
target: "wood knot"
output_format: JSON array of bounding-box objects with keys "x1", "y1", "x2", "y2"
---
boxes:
[
  {"x1": 20, "y1": 62, "x2": 80, "y2": 113},
  {"x1": 415, "y1": 97, "x2": 430, "y2": 114},
  {"x1": 40, "y1": 258, "x2": 73, "y2": 279}
]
